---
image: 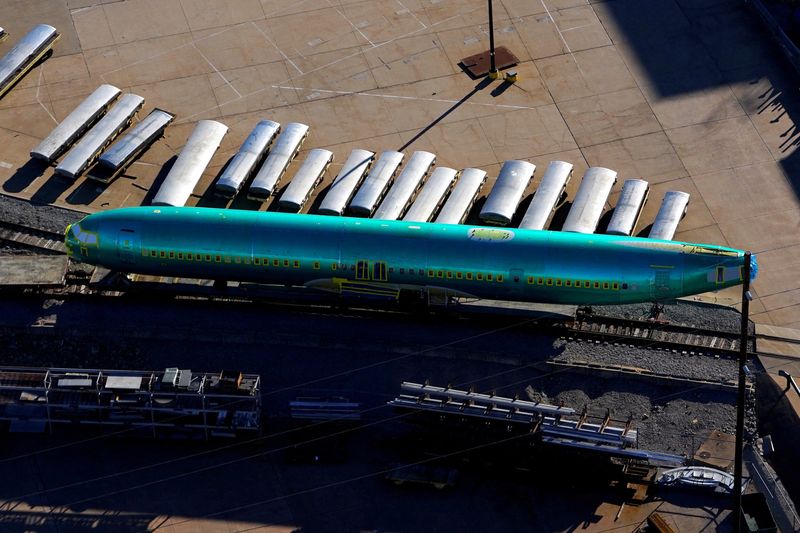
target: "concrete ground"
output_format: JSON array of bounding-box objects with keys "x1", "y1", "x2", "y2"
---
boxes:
[{"x1": 0, "y1": 0, "x2": 798, "y2": 329}]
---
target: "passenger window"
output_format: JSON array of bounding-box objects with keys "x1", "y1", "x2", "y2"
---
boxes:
[
  {"x1": 603, "y1": 282, "x2": 609, "y2": 290},
  {"x1": 150, "y1": 250, "x2": 157, "y2": 258},
  {"x1": 527, "y1": 276, "x2": 534, "y2": 284},
  {"x1": 273, "y1": 259, "x2": 280, "y2": 267},
  {"x1": 538, "y1": 278, "x2": 544, "y2": 285},
  {"x1": 622, "y1": 283, "x2": 628, "y2": 289},
  {"x1": 313, "y1": 261, "x2": 320, "y2": 270},
  {"x1": 575, "y1": 280, "x2": 581, "y2": 287},
  {"x1": 159, "y1": 251, "x2": 166, "y2": 258},
  {"x1": 213, "y1": 255, "x2": 220, "y2": 262},
  {"x1": 177, "y1": 253, "x2": 184, "y2": 260},
  {"x1": 293, "y1": 260, "x2": 300, "y2": 268},
  {"x1": 141, "y1": 249, "x2": 149, "y2": 257},
  {"x1": 187, "y1": 253, "x2": 193, "y2": 260},
  {"x1": 389, "y1": 267, "x2": 394, "y2": 274},
  {"x1": 234, "y1": 256, "x2": 241, "y2": 264},
  {"x1": 487, "y1": 274, "x2": 493, "y2": 281},
  {"x1": 477, "y1": 273, "x2": 483, "y2": 281},
  {"x1": 169, "y1": 251, "x2": 176, "y2": 259},
  {"x1": 418, "y1": 269, "x2": 424, "y2": 275},
  {"x1": 224, "y1": 256, "x2": 231, "y2": 263},
  {"x1": 546, "y1": 278, "x2": 553, "y2": 286},
  {"x1": 244, "y1": 258, "x2": 250, "y2": 265},
  {"x1": 205, "y1": 254, "x2": 212, "y2": 262},
  {"x1": 284, "y1": 259, "x2": 290, "y2": 267},
  {"x1": 446, "y1": 271, "x2": 453, "y2": 279},
  {"x1": 456, "y1": 272, "x2": 463, "y2": 280},
  {"x1": 555, "y1": 279, "x2": 562, "y2": 287},
  {"x1": 612, "y1": 282, "x2": 619, "y2": 290},
  {"x1": 593, "y1": 281, "x2": 600, "y2": 289},
  {"x1": 565, "y1": 280, "x2": 571, "y2": 287},
  {"x1": 583, "y1": 281, "x2": 590, "y2": 288},
  {"x1": 254, "y1": 258, "x2": 261, "y2": 266},
  {"x1": 428, "y1": 270, "x2": 434, "y2": 278},
  {"x1": 497, "y1": 274, "x2": 503, "y2": 282},
  {"x1": 331, "y1": 263, "x2": 337, "y2": 271},
  {"x1": 466, "y1": 272, "x2": 473, "y2": 280},
  {"x1": 399, "y1": 267, "x2": 405, "y2": 274},
  {"x1": 437, "y1": 270, "x2": 444, "y2": 278}
]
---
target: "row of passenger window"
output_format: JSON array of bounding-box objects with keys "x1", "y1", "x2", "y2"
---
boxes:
[
  {"x1": 528, "y1": 276, "x2": 622, "y2": 290},
  {"x1": 143, "y1": 249, "x2": 622, "y2": 290}
]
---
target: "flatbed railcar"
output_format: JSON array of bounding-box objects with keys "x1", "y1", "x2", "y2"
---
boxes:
[
  {"x1": 348, "y1": 150, "x2": 404, "y2": 217},
  {"x1": 606, "y1": 179, "x2": 649, "y2": 236},
  {"x1": 649, "y1": 191, "x2": 690, "y2": 241},
  {"x1": 562, "y1": 167, "x2": 617, "y2": 234},
  {"x1": 479, "y1": 160, "x2": 535, "y2": 226},
  {"x1": 277, "y1": 148, "x2": 334, "y2": 212},
  {"x1": 403, "y1": 167, "x2": 458, "y2": 223},
  {"x1": 247, "y1": 122, "x2": 308, "y2": 201},
  {"x1": 518, "y1": 161, "x2": 573, "y2": 230}
]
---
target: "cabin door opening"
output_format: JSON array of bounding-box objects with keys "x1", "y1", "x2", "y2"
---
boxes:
[{"x1": 117, "y1": 229, "x2": 140, "y2": 265}]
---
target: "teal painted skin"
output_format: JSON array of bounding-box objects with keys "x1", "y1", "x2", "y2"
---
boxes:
[{"x1": 65, "y1": 206, "x2": 756, "y2": 305}]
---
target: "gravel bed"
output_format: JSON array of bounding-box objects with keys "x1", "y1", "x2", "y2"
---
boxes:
[
  {"x1": 551, "y1": 338, "x2": 738, "y2": 383},
  {"x1": 0, "y1": 193, "x2": 85, "y2": 233},
  {"x1": 591, "y1": 300, "x2": 750, "y2": 335}
]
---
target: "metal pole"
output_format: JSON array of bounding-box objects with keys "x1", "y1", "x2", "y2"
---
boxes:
[
  {"x1": 488, "y1": 0, "x2": 498, "y2": 79},
  {"x1": 733, "y1": 251, "x2": 752, "y2": 533}
]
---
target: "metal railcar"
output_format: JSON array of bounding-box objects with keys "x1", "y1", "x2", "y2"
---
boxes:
[
  {"x1": 434, "y1": 168, "x2": 487, "y2": 224},
  {"x1": 90, "y1": 108, "x2": 174, "y2": 183},
  {"x1": 151, "y1": 119, "x2": 228, "y2": 207},
  {"x1": 606, "y1": 179, "x2": 649, "y2": 236},
  {"x1": 348, "y1": 150, "x2": 404, "y2": 217},
  {"x1": 30, "y1": 84, "x2": 121, "y2": 162},
  {"x1": 518, "y1": 161, "x2": 573, "y2": 230},
  {"x1": 562, "y1": 166, "x2": 618, "y2": 234},
  {"x1": 65, "y1": 206, "x2": 755, "y2": 307},
  {"x1": 55, "y1": 93, "x2": 144, "y2": 180},
  {"x1": 403, "y1": 167, "x2": 458, "y2": 223},
  {"x1": 649, "y1": 191, "x2": 690, "y2": 241},
  {"x1": 277, "y1": 148, "x2": 334, "y2": 212},
  {"x1": 373, "y1": 151, "x2": 436, "y2": 220},
  {"x1": 479, "y1": 160, "x2": 535, "y2": 226},
  {"x1": 215, "y1": 119, "x2": 280, "y2": 198},
  {"x1": 0, "y1": 28, "x2": 8, "y2": 43},
  {"x1": 247, "y1": 122, "x2": 308, "y2": 201},
  {"x1": 0, "y1": 24, "x2": 59, "y2": 99},
  {"x1": 317, "y1": 149, "x2": 374, "y2": 216}
]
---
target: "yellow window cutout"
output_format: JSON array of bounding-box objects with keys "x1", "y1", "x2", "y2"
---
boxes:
[
  {"x1": 428, "y1": 270, "x2": 434, "y2": 278},
  {"x1": 546, "y1": 278, "x2": 553, "y2": 286},
  {"x1": 244, "y1": 258, "x2": 250, "y2": 265},
  {"x1": 224, "y1": 256, "x2": 231, "y2": 263},
  {"x1": 466, "y1": 272, "x2": 473, "y2": 280},
  {"x1": 234, "y1": 257, "x2": 241, "y2": 264},
  {"x1": 215, "y1": 255, "x2": 221, "y2": 262},
  {"x1": 537, "y1": 277, "x2": 544, "y2": 285},
  {"x1": 331, "y1": 263, "x2": 337, "y2": 271},
  {"x1": 456, "y1": 272, "x2": 463, "y2": 280},
  {"x1": 293, "y1": 260, "x2": 300, "y2": 268},
  {"x1": 487, "y1": 273, "x2": 493, "y2": 281},
  {"x1": 612, "y1": 282, "x2": 619, "y2": 290},
  {"x1": 177, "y1": 253, "x2": 184, "y2": 260},
  {"x1": 446, "y1": 271, "x2": 453, "y2": 279},
  {"x1": 555, "y1": 279, "x2": 562, "y2": 287},
  {"x1": 313, "y1": 261, "x2": 320, "y2": 270},
  {"x1": 497, "y1": 274, "x2": 503, "y2": 282},
  {"x1": 603, "y1": 282, "x2": 609, "y2": 290},
  {"x1": 593, "y1": 281, "x2": 600, "y2": 289},
  {"x1": 565, "y1": 280, "x2": 572, "y2": 287},
  {"x1": 527, "y1": 276, "x2": 534, "y2": 284},
  {"x1": 150, "y1": 250, "x2": 157, "y2": 258},
  {"x1": 141, "y1": 249, "x2": 148, "y2": 257},
  {"x1": 159, "y1": 251, "x2": 166, "y2": 258},
  {"x1": 187, "y1": 253, "x2": 193, "y2": 260},
  {"x1": 254, "y1": 258, "x2": 261, "y2": 266},
  {"x1": 477, "y1": 273, "x2": 483, "y2": 281},
  {"x1": 437, "y1": 270, "x2": 444, "y2": 278},
  {"x1": 205, "y1": 254, "x2": 212, "y2": 262},
  {"x1": 283, "y1": 259, "x2": 290, "y2": 267},
  {"x1": 273, "y1": 259, "x2": 280, "y2": 267}
]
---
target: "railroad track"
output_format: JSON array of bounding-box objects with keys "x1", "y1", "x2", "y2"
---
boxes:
[
  {"x1": 0, "y1": 221, "x2": 66, "y2": 254},
  {"x1": 563, "y1": 313, "x2": 754, "y2": 356}
]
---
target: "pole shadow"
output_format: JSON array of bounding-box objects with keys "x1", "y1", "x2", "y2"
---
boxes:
[{"x1": 398, "y1": 77, "x2": 494, "y2": 152}]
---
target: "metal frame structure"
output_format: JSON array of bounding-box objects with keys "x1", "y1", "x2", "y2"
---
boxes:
[
  {"x1": 562, "y1": 166, "x2": 618, "y2": 234},
  {"x1": 434, "y1": 168, "x2": 487, "y2": 224},
  {"x1": 277, "y1": 148, "x2": 334, "y2": 212},
  {"x1": 317, "y1": 149, "x2": 374, "y2": 216},
  {"x1": 373, "y1": 151, "x2": 436, "y2": 220},
  {"x1": 248, "y1": 122, "x2": 308, "y2": 201},
  {"x1": 349, "y1": 150, "x2": 405, "y2": 217},
  {"x1": 152, "y1": 119, "x2": 228, "y2": 207},
  {"x1": 215, "y1": 119, "x2": 280, "y2": 198},
  {"x1": 0, "y1": 366, "x2": 261, "y2": 440},
  {"x1": 606, "y1": 178, "x2": 649, "y2": 236},
  {"x1": 479, "y1": 160, "x2": 535, "y2": 226},
  {"x1": 518, "y1": 160, "x2": 573, "y2": 230},
  {"x1": 403, "y1": 166, "x2": 458, "y2": 223},
  {"x1": 0, "y1": 24, "x2": 60, "y2": 99},
  {"x1": 649, "y1": 191, "x2": 690, "y2": 241},
  {"x1": 55, "y1": 93, "x2": 145, "y2": 180},
  {"x1": 90, "y1": 108, "x2": 174, "y2": 183},
  {"x1": 30, "y1": 84, "x2": 121, "y2": 163}
]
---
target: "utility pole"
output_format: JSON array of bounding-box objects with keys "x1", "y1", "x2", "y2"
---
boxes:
[
  {"x1": 733, "y1": 251, "x2": 752, "y2": 533},
  {"x1": 488, "y1": 0, "x2": 498, "y2": 79}
]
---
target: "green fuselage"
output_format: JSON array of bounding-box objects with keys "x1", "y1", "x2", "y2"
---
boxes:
[{"x1": 65, "y1": 207, "x2": 753, "y2": 305}]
